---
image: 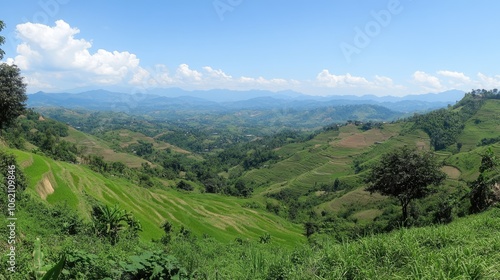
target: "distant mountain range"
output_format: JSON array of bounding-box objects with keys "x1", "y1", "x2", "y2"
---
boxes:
[{"x1": 27, "y1": 88, "x2": 465, "y2": 114}]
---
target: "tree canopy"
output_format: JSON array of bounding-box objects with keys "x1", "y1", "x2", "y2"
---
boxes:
[
  {"x1": 366, "y1": 146, "x2": 446, "y2": 225},
  {"x1": 470, "y1": 148, "x2": 500, "y2": 213},
  {"x1": 0, "y1": 21, "x2": 28, "y2": 131},
  {"x1": 0, "y1": 64, "x2": 27, "y2": 130}
]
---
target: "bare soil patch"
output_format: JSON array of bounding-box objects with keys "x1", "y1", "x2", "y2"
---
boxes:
[
  {"x1": 441, "y1": 166, "x2": 461, "y2": 180},
  {"x1": 36, "y1": 175, "x2": 54, "y2": 200},
  {"x1": 334, "y1": 129, "x2": 394, "y2": 149}
]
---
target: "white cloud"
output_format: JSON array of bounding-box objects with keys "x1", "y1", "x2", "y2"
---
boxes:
[
  {"x1": 129, "y1": 67, "x2": 151, "y2": 86},
  {"x1": 176, "y1": 63, "x2": 203, "y2": 82},
  {"x1": 8, "y1": 21, "x2": 500, "y2": 96},
  {"x1": 414, "y1": 70, "x2": 500, "y2": 92},
  {"x1": 316, "y1": 70, "x2": 371, "y2": 88},
  {"x1": 24, "y1": 74, "x2": 54, "y2": 90},
  {"x1": 412, "y1": 71, "x2": 443, "y2": 92},
  {"x1": 437, "y1": 70, "x2": 471, "y2": 84},
  {"x1": 476, "y1": 73, "x2": 500, "y2": 89},
  {"x1": 126, "y1": 63, "x2": 299, "y2": 92},
  {"x1": 313, "y1": 70, "x2": 405, "y2": 95},
  {"x1": 8, "y1": 20, "x2": 143, "y2": 90},
  {"x1": 374, "y1": 75, "x2": 393, "y2": 86},
  {"x1": 202, "y1": 66, "x2": 232, "y2": 81}
]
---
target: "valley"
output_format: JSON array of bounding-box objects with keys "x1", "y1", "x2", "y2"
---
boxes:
[
  {"x1": 1, "y1": 89, "x2": 500, "y2": 279},
  {"x1": 2, "y1": 3, "x2": 500, "y2": 278}
]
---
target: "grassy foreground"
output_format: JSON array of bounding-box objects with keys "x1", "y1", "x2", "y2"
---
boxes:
[{"x1": 170, "y1": 207, "x2": 500, "y2": 279}]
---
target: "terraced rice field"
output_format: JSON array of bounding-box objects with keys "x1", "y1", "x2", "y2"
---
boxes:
[{"x1": 10, "y1": 149, "x2": 305, "y2": 245}]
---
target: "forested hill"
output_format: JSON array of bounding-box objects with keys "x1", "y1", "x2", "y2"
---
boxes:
[{"x1": 410, "y1": 88, "x2": 500, "y2": 151}]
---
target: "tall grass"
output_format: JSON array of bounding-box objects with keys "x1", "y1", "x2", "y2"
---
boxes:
[{"x1": 164, "y1": 208, "x2": 500, "y2": 279}]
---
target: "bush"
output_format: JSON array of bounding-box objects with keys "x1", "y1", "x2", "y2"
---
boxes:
[
  {"x1": 176, "y1": 180, "x2": 194, "y2": 191},
  {"x1": 120, "y1": 251, "x2": 188, "y2": 280}
]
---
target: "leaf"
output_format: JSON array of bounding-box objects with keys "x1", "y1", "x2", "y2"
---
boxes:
[
  {"x1": 151, "y1": 265, "x2": 165, "y2": 279},
  {"x1": 41, "y1": 255, "x2": 66, "y2": 280}
]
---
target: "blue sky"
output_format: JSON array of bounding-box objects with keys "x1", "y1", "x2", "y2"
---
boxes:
[{"x1": 1, "y1": 0, "x2": 500, "y2": 96}]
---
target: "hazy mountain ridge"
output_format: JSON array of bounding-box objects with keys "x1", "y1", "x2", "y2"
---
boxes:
[{"x1": 27, "y1": 88, "x2": 465, "y2": 114}]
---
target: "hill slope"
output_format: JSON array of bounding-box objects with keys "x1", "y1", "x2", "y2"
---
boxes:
[
  {"x1": 167, "y1": 207, "x2": 500, "y2": 279},
  {"x1": 240, "y1": 94, "x2": 500, "y2": 223},
  {"x1": 10, "y1": 148, "x2": 305, "y2": 245}
]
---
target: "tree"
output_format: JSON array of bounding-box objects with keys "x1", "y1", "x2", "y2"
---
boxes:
[
  {"x1": 235, "y1": 180, "x2": 252, "y2": 197},
  {"x1": 0, "y1": 20, "x2": 27, "y2": 132},
  {"x1": 366, "y1": 146, "x2": 446, "y2": 225},
  {"x1": 176, "y1": 180, "x2": 193, "y2": 191},
  {"x1": 470, "y1": 148, "x2": 499, "y2": 213},
  {"x1": 0, "y1": 64, "x2": 27, "y2": 131}
]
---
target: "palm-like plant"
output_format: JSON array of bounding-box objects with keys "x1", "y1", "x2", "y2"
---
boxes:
[{"x1": 92, "y1": 204, "x2": 138, "y2": 244}]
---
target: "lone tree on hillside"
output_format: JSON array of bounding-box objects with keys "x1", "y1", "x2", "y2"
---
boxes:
[
  {"x1": 0, "y1": 64, "x2": 27, "y2": 131},
  {"x1": 366, "y1": 146, "x2": 446, "y2": 225},
  {"x1": 0, "y1": 20, "x2": 27, "y2": 132}
]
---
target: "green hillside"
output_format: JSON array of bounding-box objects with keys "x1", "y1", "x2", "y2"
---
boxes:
[
  {"x1": 28, "y1": 92, "x2": 500, "y2": 236},
  {"x1": 458, "y1": 99, "x2": 500, "y2": 151},
  {"x1": 238, "y1": 94, "x2": 500, "y2": 225},
  {"x1": 10, "y1": 148, "x2": 305, "y2": 245},
  {"x1": 64, "y1": 126, "x2": 150, "y2": 168},
  {"x1": 8, "y1": 91, "x2": 500, "y2": 239},
  {"x1": 241, "y1": 122, "x2": 432, "y2": 221}
]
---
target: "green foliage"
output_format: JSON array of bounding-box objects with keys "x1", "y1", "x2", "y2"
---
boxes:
[
  {"x1": 41, "y1": 255, "x2": 66, "y2": 280},
  {"x1": 29, "y1": 237, "x2": 66, "y2": 280},
  {"x1": 2, "y1": 109, "x2": 78, "y2": 161},
  {"x1": 366, "y1": 146, "x2": 446, "y2": 225},
  {"x1": 0, "y1": 149, "x2": 28, "y2": 213},
  {"x1": 360, "y1": 121, "x2": 383, "y2": 131},
  {"x1": 243, "y1": 148, "x2": 278, "y2": 170},
  {"x1": 266, "y1": 261, "x2": 289, "y2": 280},
  {"x1": 160, "y1": 221, "x2": 174, "y2": 245},
  {"x1": 153, "y1": 208, "x2": 500, "y2": 279},
  {"x1": 469, "y1": 148, "x2": 499, "y2": 213},
  {"x1": 62, "y1": 249, "x2": 109, "y2": 279},
  {"x1": 478, "y1": 135, "x2": 500, "y2": 146},
  {"x1": 432, "y1": 196, "x2": 455, "y2": 224},
  {"x1": 176, "y1": 180, "x2": 193, "y2": 191},
  {"x1": 234, "y1": 179, "x2": 253, "y2": 197},
  {"x1": 33, "y1": 238, "x2": 45, "y2": 279},
  {"x1": 259, "y1": 233, "x2": 271, "y2": 244},
  {"x1": 128, "y1": 140, "x2": 153, "y2": 156},
  {"x1": 414, "y1": 109, "x2": 465, "y2": 150},
  {"x1": 0, "y1": 64, "x2": 27, "y2": 131},
  {"x1": 92, "y1": 204, "x2": 141, "y2": 245},
  {"x1": 120, "y1": 251, "x2": 188, "y2": 280},
  {"x1": 412, "y1": 90, "x2": 494, "y2": 150}
]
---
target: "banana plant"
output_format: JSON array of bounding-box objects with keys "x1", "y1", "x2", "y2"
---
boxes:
[{"x1": 33, "y1": 237, "x2": 66, "y2": 280}]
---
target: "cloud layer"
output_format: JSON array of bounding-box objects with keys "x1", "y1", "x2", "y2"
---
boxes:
[
  {"x1": 8, "y1": 20, "x2": 141, "y2": 88},
  {"x1": 4, "y1": 20, "x2": 500, "y2": 96}
]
